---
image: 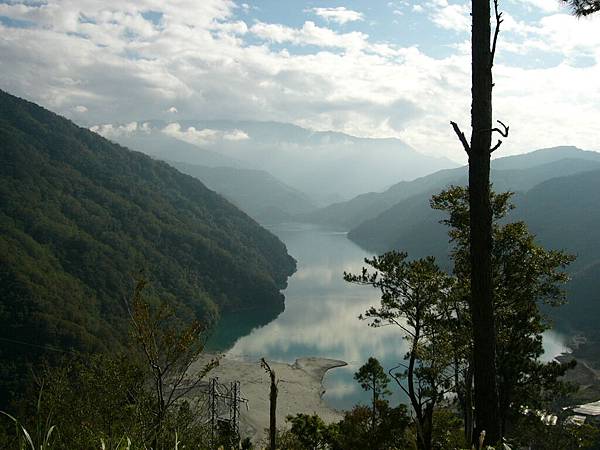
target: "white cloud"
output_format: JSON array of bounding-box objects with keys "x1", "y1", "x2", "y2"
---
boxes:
[
  {"x1": 425, "y1": 0, "x2": 470, "y2": 32},
  {"x1": 223, "y1": 129, "x2": 249, "y2": 141},
  {"x1": 167, "y1": 106, "x2": 178, "y2": 113},
  {"x1": 1, "y1": 0, "x2": 599, "y2": 165},
  {"x1": 310, "y1": 7, "x2": 364, "y2": 25},
  {"x1": 250, "y1": 21, "x2": 369, "y2": 51},
  {"x1": 162, "y1": 123, "x2": 250, "y2": 146},
  {"x1": 162, "y1": 123, "x2": 219, "y2": 146},
  {"x1": 73, "y1": 105, "x2": 88, "y2": 113},
  {"x1": 512, "y1": 0, "x2": 561, "y2": 13},
  {"x1": 91, "y1": 121, "x2": 139, "y2": 138}
]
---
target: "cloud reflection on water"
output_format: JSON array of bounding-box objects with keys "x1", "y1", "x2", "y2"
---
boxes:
[{"x1": 219, "y1": 223, "x2": 568, "y2": 410}]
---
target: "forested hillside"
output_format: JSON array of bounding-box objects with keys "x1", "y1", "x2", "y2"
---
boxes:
[{"x1": 0, "y1": 90, "x2": 296, "y2": 398}]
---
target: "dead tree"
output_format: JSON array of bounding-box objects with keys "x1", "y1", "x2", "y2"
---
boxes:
[
  {"x1": 449, "y1": 0, "x2": 508, "y2": 445},
  {"x1": 261, "y1": 358, "x2": 278, "y2": 450}
]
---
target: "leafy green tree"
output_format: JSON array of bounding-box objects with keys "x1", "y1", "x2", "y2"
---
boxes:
[
  {"x1": 511, "y1": 413, "x2": 600, "y2": 449},
  {"x1": 127, "y1": 277, "x2": 218, "y2": 449},
  {"x1": 329, "y1": 402, "x2": 412, "y2": 450},
  {"x1": 353, "y1": 357, "x2": 391, "y2": 431},
  {"x1": 431, "y1": 186, "x2": 576, "y2": 439},
  {"x1": 345, "y1": 254, "x2": 455, "y2": 450},
  {"x1": 36, "y1": 354, "x2": 152, "y2": 448},
  {"x1": 431, "y1": 407, "x2": 469, "y2": 450},
  {"x1": 286, "y1": 413, "x2": 330, "y2": 450}
]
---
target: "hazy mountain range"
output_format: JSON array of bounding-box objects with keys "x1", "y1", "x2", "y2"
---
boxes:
[
  {"x1": 301, "y1": 146, "x2": 600, "y2": 334},
  {"x1": 169, "y1": 161, "x2": 316, "y2": 224},
  {"x1": 102, "y1": 119, "x2": 458, "y2": 205},
  {"x1": 304, "y1": 146, "x2": 600, "y2": 231}
]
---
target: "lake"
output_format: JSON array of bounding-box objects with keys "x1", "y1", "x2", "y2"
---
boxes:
[{"x1": 210, "y1": 223, "x2": 570, "y2": 411}]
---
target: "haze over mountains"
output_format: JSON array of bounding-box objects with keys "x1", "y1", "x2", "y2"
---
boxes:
[
  {"x1": 295, "y1": 146, "x2": 600, "y2": 335},
  {"x1": 305, "y1": 146, "x2": 600, "y2": 231},
  {"x1": 169, "y1": 161, "x2": 316, "y2": 224},
  {"x1": 4, "y1": 86, "x2": 600, "y2": 388},
  {"x1": 98, "y1": 119, "x2": 458, "y2": 205},
  {"x1": 92, "y1": 113, "x2": 600, "y2": 338}
]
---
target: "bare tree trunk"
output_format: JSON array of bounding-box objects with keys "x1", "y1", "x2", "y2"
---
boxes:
[
  {"x1": 406, "y1": 322, "x2": 432, "y2": 450},
  {"x1": 261, "y1": 358, "x2": 278, "y2": 450},
  {"x1": 269, "y1": 377, "x2": 277, "y2": 450},
  {"x1": 469, "y1": 0, "x2": 501, "y2": 444},
  {"x1": 371, "y1": 374, "x2": 376, "y2": 432},
  {"x1": 464, "y1": 366, "x2": 474, "y2": 444}
]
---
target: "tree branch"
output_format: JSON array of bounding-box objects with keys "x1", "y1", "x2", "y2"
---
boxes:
[
  {"x1": 450, "y1": 121, "x2": 470, "y2": 156},
  {"x1": 489, "y1": 120, "x2": 509, "y2": 153},
  {"x1": 389, "y1": 365, "x2": 411, "y2": 398},
  {"x1": 491, "y1": 119, "x2": 509, "y2": 137},
  {"x1": 490, "y1": 140, "x2": 503, "y2": 153},
  {"x1": 491, "y1": 0, "x2": 504, "y2": 68}
]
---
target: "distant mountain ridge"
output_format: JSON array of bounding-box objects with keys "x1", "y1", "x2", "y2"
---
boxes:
[
  {"x1": 0, "y1": 90, "x2": 296, "y2": 397},
  {"x1": 304, "y1": 146, "x2": 600, "y2": 230},
  {"x1": 103, "y1": 119, "x2": 459, "y2": 204},
  {"x1": 333, "y1": 150, "x2": 600, "y2": 335}
]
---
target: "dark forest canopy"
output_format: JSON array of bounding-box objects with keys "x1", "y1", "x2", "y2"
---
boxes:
[{"x1": 0, "y1": 90, "x2": 296, "y2": 399}]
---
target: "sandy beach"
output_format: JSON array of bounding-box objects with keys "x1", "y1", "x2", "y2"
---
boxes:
[{"x1": 189, "y1": 354, "x2": 347, "y2": 443}]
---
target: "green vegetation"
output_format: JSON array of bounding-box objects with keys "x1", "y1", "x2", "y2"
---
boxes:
[
  {"x1": 346, "y1": 254, "x2": 454, "y2": 450},
  {"x1": 353, "y1": 357, "x2": 392, "y2": 431},
  {"x1": 1, "y1": 91, "x2": 599, "y2": 448},
  {"x1": 281, "y1": 362, "x2": 412, "y2": 450},
  {"x1": 344, "y1": 186, "x2": 582, "y2": 449},
  {"x1": 1, "y1": 276, "x2": 218, "y2": 450},
  {"x1": 0, "y1": 90, "x2": 295, "y2": 404},
  {"x1": 344, "y1": 166, "x2": 600, "y2": 338}
]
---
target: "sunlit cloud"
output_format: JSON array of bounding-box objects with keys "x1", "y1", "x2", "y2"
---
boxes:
[
  {"x1": 310, "y1": 7, "x2": 365, "y2": 25},
  {"x1": 161, "y1": 122, "x2": 250, "y2": 146},
  {"x1": 0, "y1": 0, "x2": 599, "y2": 164},
  {"x1": 91, "y1": 121, "x2": 139, "y2": 138}
]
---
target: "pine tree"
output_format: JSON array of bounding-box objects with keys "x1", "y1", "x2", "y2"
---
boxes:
[{"x1": 562, "y1": 0, "x2": 600, "y2": 16}]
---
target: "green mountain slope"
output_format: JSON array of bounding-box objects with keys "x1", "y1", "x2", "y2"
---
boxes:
[
  {"x1": 516, "y1": 171, "x2": 600, "y2": 332},
  {"x1": 304, "y1": 147, "x2": 600, "y2": 230},
  {"x1": 0, "y1": 90, "x2": 296, "y2": 392},
  {"x1": 169, "y1": 162, "x2": 316, "y2": 224}
]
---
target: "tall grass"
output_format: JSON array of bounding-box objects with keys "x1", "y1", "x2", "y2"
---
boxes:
[{"x1": 1, "y1": 385, "x2": 55, "y2": 450}]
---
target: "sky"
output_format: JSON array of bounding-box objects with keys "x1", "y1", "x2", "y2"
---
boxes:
[{"x1": 1, "y1": 0, "x2": 599, "y2": 163}]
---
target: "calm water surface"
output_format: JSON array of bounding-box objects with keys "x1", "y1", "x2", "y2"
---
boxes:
[{"x1": 211, "y1": 223, "x2": 570, "y2": 410}]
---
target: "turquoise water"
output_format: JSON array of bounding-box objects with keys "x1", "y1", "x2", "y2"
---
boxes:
[{"x1": 210, "y1": 223, "x2": 570, "y2": 410}]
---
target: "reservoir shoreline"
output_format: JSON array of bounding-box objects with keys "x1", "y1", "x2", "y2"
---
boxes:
[{"x1": 190, "y1": 353, "x2": 347, "y2": 442}]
